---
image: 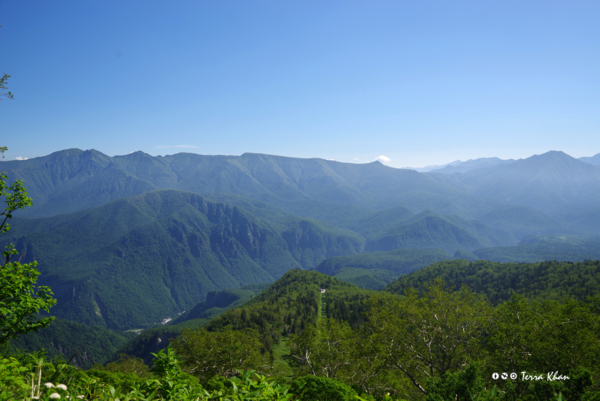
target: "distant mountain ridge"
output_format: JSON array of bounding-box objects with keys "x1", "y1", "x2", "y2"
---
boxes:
[
  {"x1": 425, "y1": 151, "x2": 600, "y2": 216},
  {"x1": 428, "y1": 157, "x2": 514, "y2": 174},
  {"x1": 1, "y1": 148, "x2": 499, "y2": 219},
  {"x1": 579, "y1": 153, "x2": 600, "y2": 166},
  {"x1": 404, "y1": 152, "x2": 600, "y2": 173}
]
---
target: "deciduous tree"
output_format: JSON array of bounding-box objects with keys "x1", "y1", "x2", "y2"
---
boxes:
[
  {"x1": 364, "y1": 280, "x2": 493, "y2": 395},
  {"x1": 172, "y1": 327, "x2": 268, "y2": 384},
  {"x1": 0, "y1": 165, "x2": 56, "y2": 346}
]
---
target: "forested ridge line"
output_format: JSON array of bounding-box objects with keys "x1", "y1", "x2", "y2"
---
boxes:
[{"x1": 385, "y1": 259, "x2": 600, "y2": 304}]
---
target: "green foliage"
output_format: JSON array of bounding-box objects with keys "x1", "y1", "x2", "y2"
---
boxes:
[
  {"x1": 0, "y1": 73, "x2": 12, "y2": 101},
  {"x1": 425, "y1": 364, "x2": 497, "y2": 401},
  {"x1": 3, "y1": 274, "x2": 600, "y2": 400},
  {"x1": 484, "y1": 295, "x2": 600, "y2": 378},
  {"x1": 172, "y1": 327, "x2": 269, "y2": 385},
  {"x1": 366, "y1": 280, "x2": 493, "y2": 395},
  {"x1": 104, "y1": 354, "x2": 151, "y2": 378},
  {"x1": 204, "y1": 270, "x2": 374, "y2": 353},
  {"x1": 9, "y1": 318, "x2": 135, "y2": 368},
  {"x1": 113, "y1": 284, "x2": 269, "y2": 365},
  {"x1": 113, "y1": 325, "x2": 185, "y2": 366},
  {"x1": 1, "y1": 348, "x2": 298, "y2": 400},
  {"x1": 288, "y1": 318, "x2": 359, "y2": 380},
  {"x1": 0, "y1": 356, "x2": 30, "y2": 400},
  {"x1": 0, "y1": 172, "x2": 56, "y2": 346},
  {"x1": 171, "y1": 286, "x2": 269, "y2": 326},
  {"x1": 385, "y1": 259, "x2": 600, "y2": 304},
  {"x1": 290, "y1": 375, "x2": 359, "y2": 401},
  {"x1": 209, "y1": 370, "x2": 295, "y2": 401}
]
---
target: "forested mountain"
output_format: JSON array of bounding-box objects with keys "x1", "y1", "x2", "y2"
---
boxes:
[
  {"x1": 115, "y1": 270, "x2": 374, "y2": 364},
  {"x1": 385, "y1": 259, "x2": 600, "y2": 304},
  {"x1": 9, "y1": 318, "x2": 136, "y2": 369},
  {"x1": 111, "y1": 262, "x2": 600, "y2": 397},
  {"x1": 1, "y1": 190, "x2": 363, "y2": 330},
  {"x1": 1, "y1": 148, "x2": 500, "y2": 219},
  {"x1": 364, "y1": 210, "x2": 516, "y2": 253},
  {"x1": 110, "y1": 284, "x2": 269, "y2": 365},
  {"x1": 6, "y1": 149, "x2": 600, "y2": 242}
]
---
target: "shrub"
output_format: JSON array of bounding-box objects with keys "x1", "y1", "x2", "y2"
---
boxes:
[{"x1": 290, "y1": 375, "x2": 358, "y2": 401}]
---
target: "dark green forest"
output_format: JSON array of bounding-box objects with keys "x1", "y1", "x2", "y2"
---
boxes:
[
  {"x1": 385, "y1": 259, "x2": 600, "y2": 304},
  {"x1": 6, "y1": 267, "x2": 600, "y2": 400}
]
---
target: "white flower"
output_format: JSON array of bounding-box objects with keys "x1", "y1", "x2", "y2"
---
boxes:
[
  {"x1": 77, "y1": 396, "x2": 85, "y2": 399},
  {"x1": 44, "y1": 382, "x2": 55, "y2": 388},
  {"x1": 56, "y1": 384, "x2": 68, "y2": 390},
  {"x1": 50, "y1": 393, "x2": 61, "y2": 399}
]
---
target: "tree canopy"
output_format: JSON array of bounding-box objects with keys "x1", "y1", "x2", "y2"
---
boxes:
[{"x1": 1, "y1": 158, "x2": 56, "y2": 346}]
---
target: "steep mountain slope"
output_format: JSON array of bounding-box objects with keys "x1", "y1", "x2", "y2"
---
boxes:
[
  {"x1": 10, "y1": 318, "x2": 135, "y2": 369},
  {"x1": 2, "y1": 190, "x2": 364, "y2": 330},
  {"x1": 458, "y1": 151, "x2": 600, "y2": 213},
  {"x1": 2, "y1": 149, "x2": 499, "y2": 219},
  {"x1": 364, "y1": 210, "x2": 516, "y2": 254}
]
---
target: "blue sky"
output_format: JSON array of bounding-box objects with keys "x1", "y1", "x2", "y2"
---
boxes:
[{"x1": 1, "y1": 0, "x2": 599, "y2": 167}]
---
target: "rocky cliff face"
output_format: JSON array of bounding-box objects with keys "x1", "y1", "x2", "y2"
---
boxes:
[
  {"x1": 282, "y1": 220, "x2": 365, "y2": 268},
  {"x1": 4, "y1": 190, "x2": 364, "y2": 330}
]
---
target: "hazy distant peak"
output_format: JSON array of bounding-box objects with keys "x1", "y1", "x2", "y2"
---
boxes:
[
  {"x1": 403, "y1": 161, "x2": 460, "y2": 172},
  {"x1": 523, "y1": 150, "x2": 583, "y2": 165},
  {"x1": 427, "y1": 157, "x2": 514, "y2": 175},
  {"x1": 578, "y1": 153, "x2": 600, "y2": 166},
  {"x1": 119, "y1": 150, "x2": 153, "y2": 158}
]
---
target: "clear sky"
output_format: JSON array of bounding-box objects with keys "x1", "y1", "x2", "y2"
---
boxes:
[{"x1": 1, "y1": 0, "x2": 599, "y2": 168}]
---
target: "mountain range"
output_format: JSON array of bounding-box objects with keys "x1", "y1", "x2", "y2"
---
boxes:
[
  {"x1": 407, "y1": 152, "x2": 600, "y2": 173},
  {"x1": 3, "y1": 148, "x2": 600, "y2": 339}
]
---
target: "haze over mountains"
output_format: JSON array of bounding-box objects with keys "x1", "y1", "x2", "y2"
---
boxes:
[
  {"x1": 409, "y1": 151, "x2": 600, "y2": 173},
  {"x1": 2, "y1": 148, "x2": 600, "y2": 333}
]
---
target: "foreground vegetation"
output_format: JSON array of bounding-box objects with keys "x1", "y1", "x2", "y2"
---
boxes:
[{"x1": 3, "y1": 273, "x2": 600, "y2": 400}]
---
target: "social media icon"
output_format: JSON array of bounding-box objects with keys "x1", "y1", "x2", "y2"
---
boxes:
[
  {"x1": 492, "y1": 372, "x2": 499, "y2": 380},
  {"x1": 510, "y1": 372, "x2": 517, "y2": 380},
  {"x1": 501, "y1": 372, "x2": 508, "y2": 380}
]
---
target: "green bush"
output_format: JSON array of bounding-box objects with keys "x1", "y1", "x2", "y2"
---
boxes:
[{"x1": 290, "y1": 375, "x2": 359, "y2": 401}]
